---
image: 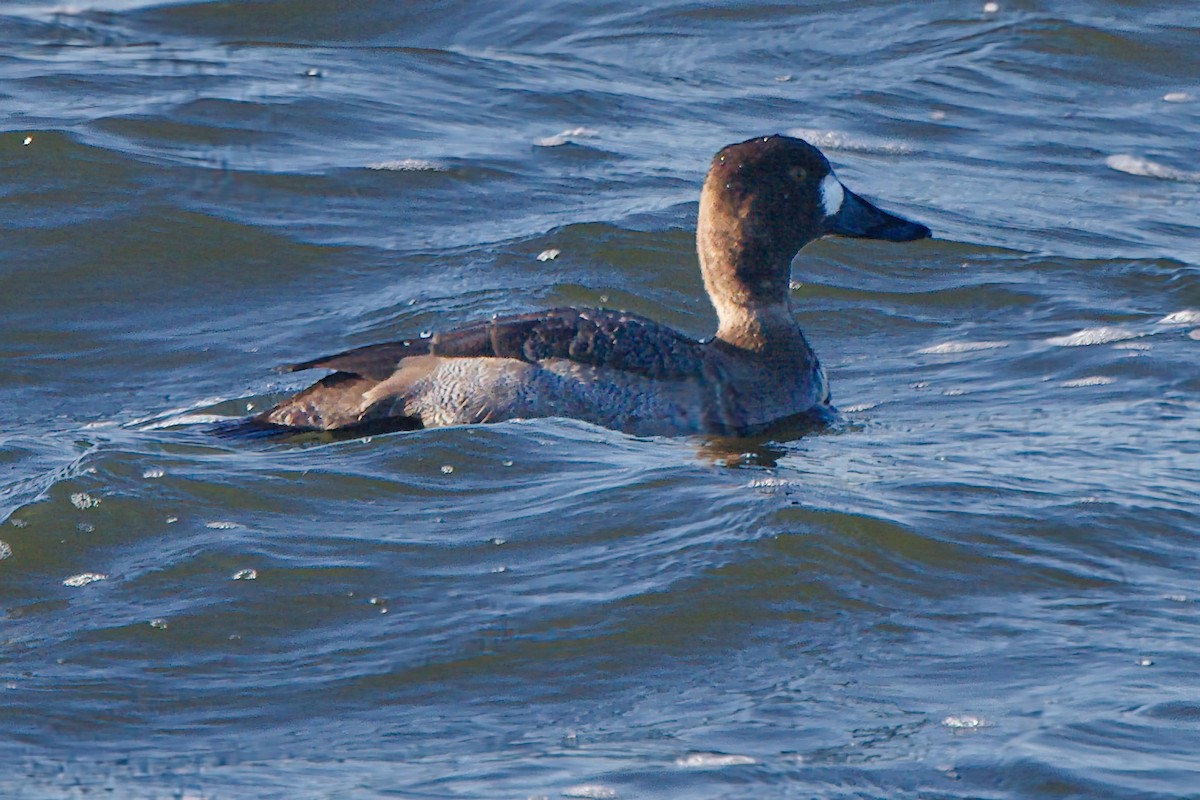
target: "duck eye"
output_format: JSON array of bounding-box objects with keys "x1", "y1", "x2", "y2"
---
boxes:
[{"x1": 788, "y1": 165, "x2": 808, "y2": 182}]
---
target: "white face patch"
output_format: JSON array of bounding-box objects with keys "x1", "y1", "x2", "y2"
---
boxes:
[{"x1": 820, "y1": 173, "x2": 845, "y2": 217}]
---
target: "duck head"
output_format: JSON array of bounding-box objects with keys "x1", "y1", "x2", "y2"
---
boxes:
[{"x1": 697, "y1": 135, "x2": 930, "y2": 348}]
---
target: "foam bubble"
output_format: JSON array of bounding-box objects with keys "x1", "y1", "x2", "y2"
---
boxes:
[{"x1": 70, "y1": 492, "x2": 100, "y2": 510}]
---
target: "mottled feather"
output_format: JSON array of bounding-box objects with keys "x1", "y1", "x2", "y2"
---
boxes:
[{"x1": 286, "y1": 308, "x2": 708, "y2": 383}]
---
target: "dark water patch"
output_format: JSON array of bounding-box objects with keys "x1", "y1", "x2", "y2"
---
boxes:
[
  {"x1": 93, "y1": 110, "x2": 275, "y2": 150},
  {"x1": 1014, "y1": 16, "x2": 1200, "y2": 84}
]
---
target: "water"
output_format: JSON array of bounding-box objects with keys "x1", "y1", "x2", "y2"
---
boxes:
[{"x1": 3, "y1": 1, "x2": 1199, "y2": 797}]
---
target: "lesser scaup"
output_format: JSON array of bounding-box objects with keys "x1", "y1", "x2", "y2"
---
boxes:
[{"x1": 256, "y1": 135, "x2": 930, "y2": 436}]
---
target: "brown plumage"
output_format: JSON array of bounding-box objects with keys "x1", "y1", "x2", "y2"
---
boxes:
[{"x1": 256, "y1": 135, "x2": 930, "y2": 437}]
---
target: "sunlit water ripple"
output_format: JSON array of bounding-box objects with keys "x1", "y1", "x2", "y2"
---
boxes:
[{"x1": 2, "y1": 1, "x2": 1199, "y2": 798}]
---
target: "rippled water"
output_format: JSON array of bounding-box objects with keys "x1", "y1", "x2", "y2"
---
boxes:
[{"x1": 3, "y1": 1, "x2": 1199, "y2": 798}]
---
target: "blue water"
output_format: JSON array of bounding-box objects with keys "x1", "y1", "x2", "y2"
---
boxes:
[{"x1": 2, "y1": 1, "x2": 1199, "y2": 798}]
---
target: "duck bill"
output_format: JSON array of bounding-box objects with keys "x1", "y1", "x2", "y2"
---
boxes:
[{"x1": 825, "y1": 186, "x2": 931, "y2": 241}]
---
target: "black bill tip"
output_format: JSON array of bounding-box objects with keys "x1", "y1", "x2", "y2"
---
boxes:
[{"x1": 826, "y1": 186, "x2": 931, "y2": 242}]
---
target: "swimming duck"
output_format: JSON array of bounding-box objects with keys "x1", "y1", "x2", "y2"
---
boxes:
[{"x1": 257, "y1": 135, "x2": 930, "y2": 437}]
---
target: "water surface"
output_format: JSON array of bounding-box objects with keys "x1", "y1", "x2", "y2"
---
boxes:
[{"x1": 3, "y1": 1, "x2": 1199, "y2": 798}]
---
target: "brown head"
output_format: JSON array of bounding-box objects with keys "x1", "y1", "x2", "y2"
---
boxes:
[{"x1": 697, "y1": 135, "x2": 930, "y2": 346}]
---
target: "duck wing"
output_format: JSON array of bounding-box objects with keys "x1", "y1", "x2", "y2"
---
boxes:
[{"x1": 285, "y1": 307, "x2": 709, "y2": 382}]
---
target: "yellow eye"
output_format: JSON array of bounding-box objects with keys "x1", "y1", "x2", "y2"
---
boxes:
[{"x1": 789, "y1": 165, "x2": 808, "y2": 182}]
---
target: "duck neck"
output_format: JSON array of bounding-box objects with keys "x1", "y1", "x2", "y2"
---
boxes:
[
  {"x1": 712, "y1": 296, "x2": 807, "y2": 354},
  {"x1": 699, "y1": 244, "x2": 807, "y2": 355},
  {"x1": 696, "y1": 178, "x2": 815, "y2": 355}
]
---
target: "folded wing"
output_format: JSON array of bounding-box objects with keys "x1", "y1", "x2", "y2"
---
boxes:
[
  {"x1": 287, "y1": 308, "x2": 708, "y2": 381},
  {"x1": 261, "y1": 308, "x2": 711, "y2": 431}
]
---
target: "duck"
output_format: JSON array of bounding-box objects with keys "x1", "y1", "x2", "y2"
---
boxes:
[{"x1": 255, "y1": 134, "x2": 930, "y2": 437}]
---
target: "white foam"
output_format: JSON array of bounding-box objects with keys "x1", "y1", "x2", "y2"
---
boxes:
[
  {"x1": 1046, "y1": 326, "x2": 1144, "y2": 347},
  {"x1": 747, "y1": 478, "x2": 795, "y2": 496},
  {"x1": 747, "y1": 477, "x2": 792, "y2": 490},
  {"x1": 562, "y1": 785, "x2": 617, "y2": 799},
  {"x1": 675, "y1": 753, "x2": 757, "y2": 768},
  {"x1": 1061, "y1": 376, "x2": 1115, "y2": 388},
  {"x1": 918, "y1": 340, "x2": 1009, "y2": 354},
  {"x1": 536, "y1": 248, "x2": 560, "y2": 262},
  {"x1": 1105, "y1": 154, "x2": 1200, "y2": 182},
  {"x1": 1157, "y1": 309, "x2": 1200, "y2": 326},
  {"x1": 0, "y1": 540, "x2": 11, "y2": 560},
  {"x1": 534, "y1": 127, "x2": 599, "y2": 147},
  {"x1": 63, "y1": 573, "x2": 108, "y2": 587},
  {"x1": 1163, "y1": 92, "x2": 1194, "y2": 103},
  {"x1": 942, "y1": 715, "x2": 986, "y2": 729},
  {"x1": 787, "y1": 127, "x2": 915, "y2": 155},
  {"x1": 366, "y1": 158, "x2": 443, "y2": 171},
  {"x1": 820, "y1": 173, "x2": 844, "y2": 216},
  {"x1": 70, "y1": 492, "x2": 100, "y2": 510}
]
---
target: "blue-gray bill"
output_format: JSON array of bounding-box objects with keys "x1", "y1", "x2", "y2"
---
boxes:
[{"x1": 825, "y1": 187, "x2": 932, "y2": 241}]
